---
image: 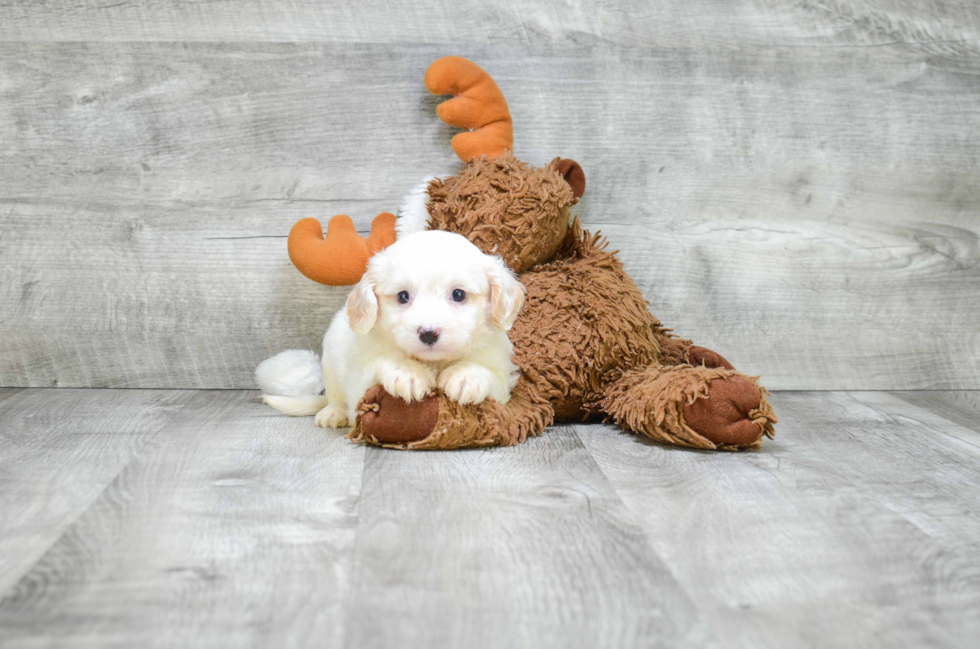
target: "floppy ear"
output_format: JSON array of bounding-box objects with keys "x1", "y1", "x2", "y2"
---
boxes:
[
  {"x1": 346, "y1": 269, "x2": 379, "y2": 335},
  {"x1": 486, "y1": 257, "x2": 525, "y2": 331}
]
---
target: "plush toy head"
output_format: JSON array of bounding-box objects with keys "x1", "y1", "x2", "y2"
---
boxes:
[
  {"x1": 285, "y1": 56, "x2": 586, "y2": 284},
  {"x1": 426, "y1": 154, "x2": 579, "y2": 273}
]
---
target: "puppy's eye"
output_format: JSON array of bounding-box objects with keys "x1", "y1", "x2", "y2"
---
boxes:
[
  {"x1": 452, "y1": 289, "x2": 466, "y2": 303},
  {"x1": 397, "y1": 291, "x2": 410, "y2": 304}
]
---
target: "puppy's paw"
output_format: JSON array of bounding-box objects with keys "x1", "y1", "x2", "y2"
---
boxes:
[
  {"x1": 438, "y1": 364, "x2": 493, "y2": 405},
  {"x1": 380, "y1": 365, "x2": 436, "y2": 402},
  {"x1": 314, "y1": 405, "x2": 349, "y2": 429}
]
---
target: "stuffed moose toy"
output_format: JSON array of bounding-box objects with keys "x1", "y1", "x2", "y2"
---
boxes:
[{"x1": 268, "y1": 56, "x2": 777, "y2": 451}]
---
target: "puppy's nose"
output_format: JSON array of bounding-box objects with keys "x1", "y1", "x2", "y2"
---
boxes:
[{"x1": 418, "y1": 328, "x2": 440, "y2": 346}]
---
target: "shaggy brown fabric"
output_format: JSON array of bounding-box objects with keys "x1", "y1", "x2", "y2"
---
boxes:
[
  {"x1": 513, "y1": 223, "x2": 668, "y2": 419},
  {"x1": 603, "y1": 366, "x2": 776, "y2": 450},
  {"x1": 658, "y1": 335, "x2": 694, "y2": 366},
  {"x1": 348, "y1": 154, "x2": 778, "y2": 451},
  {"x1": 427, "y1": 153, "x2": 576, "y2": 274},
  {"x1": 603, "y1": 364, "x2": 733, "y2": 449}
]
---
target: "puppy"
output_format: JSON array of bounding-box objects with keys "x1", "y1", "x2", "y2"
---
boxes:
[{"x1": 257, "y1": 230, "x2": 525, "y2": 428}]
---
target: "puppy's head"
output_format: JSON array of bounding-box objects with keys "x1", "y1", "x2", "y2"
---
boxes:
[{"x1": 346, "y1": 230, "x2": 524, "y2": 362}]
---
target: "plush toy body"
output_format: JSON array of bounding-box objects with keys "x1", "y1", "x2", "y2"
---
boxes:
[{"x1": 276, "y1": 57, "x2": 777, "y2": 451}]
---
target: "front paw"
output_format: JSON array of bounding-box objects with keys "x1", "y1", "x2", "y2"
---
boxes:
[
  {"x1": 314, "y1": 405, "x2": 349, "y2": 429},
  {"x1": 438, "y1": 364, "x2": 492, "y2": 405},
  {"x1": 380, "y1": 365, "x2": 436, "y2": 402}
]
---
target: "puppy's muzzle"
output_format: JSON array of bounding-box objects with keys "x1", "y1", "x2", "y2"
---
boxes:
[{"x1": 418, "y1": 328, "x2": 440, "y2": 346}]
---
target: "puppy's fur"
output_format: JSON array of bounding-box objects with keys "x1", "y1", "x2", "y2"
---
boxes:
[{"x1": 258, "y1": 230, "x2": 525, "y2": 428}]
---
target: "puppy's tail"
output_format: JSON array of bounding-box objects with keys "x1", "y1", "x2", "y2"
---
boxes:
[
  {"x1": 261, "y1": 394, "x2": 330, "y2": 416},
  {"x1": 256, "y1": 349, "x2": 326, "y2": 416}
]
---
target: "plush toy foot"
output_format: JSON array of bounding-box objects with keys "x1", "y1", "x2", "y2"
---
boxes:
[
  {"x1": 602, "y1": 364, "x2": 776, "y2": 451},
  {"x1": 349, "y1": 379, "x2": 553, "y2": 450},
  {"x1": 687, "y1": 345, "x2": 735, "y2": 370},
  {"x1": 355, "y1": 385, "x2": 440, "y2": 445},
  {"x1": 682, "y1": 375, "x2": 773, "y2": 447}
]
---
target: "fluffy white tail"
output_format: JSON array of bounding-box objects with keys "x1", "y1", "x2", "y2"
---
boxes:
[
  {"x1": 261, "y1": 394, "x2": 330, "y2": 416},
  {"x1": 256, "y1": 349, "x2": 326, "y2": 416}
]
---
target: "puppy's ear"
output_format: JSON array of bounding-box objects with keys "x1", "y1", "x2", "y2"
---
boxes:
[
  {"x1": 486, "y1": 257, "x2": 525, "y2": 331},
  {"x1": 346, "y1": 269, "x2": 379, "y2": 335}
]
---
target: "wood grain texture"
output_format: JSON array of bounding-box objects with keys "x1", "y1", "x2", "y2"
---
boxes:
[
  {"x1": 0, "y1": 0, "x2": 977, "y2": 47},
  {"x1": 0, "y1": 388, "x2": 189, "y2": 594},
  {"x1": 2, "y1": 388, "x2": 980, "y2": 647},
  {"x1": 1, "y1": 3, "x2": 979, "y2": 390},
  {"x1": 0, "y1": 390, "x2": 366, "y2": 648},
  {"x1": 579, "y1": 390, "x2": 980, "y2": 649},
  {"x1": 343, "y1": 426, "x2": 703, "y2": 649},
  {"x1": 891, "y1": 390, "x2": 980, "y2": 437}
]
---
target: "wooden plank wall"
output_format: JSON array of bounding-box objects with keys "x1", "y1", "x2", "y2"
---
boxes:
[{"x1": 1, "y1": 1, "x2": 979, "y2": 390}]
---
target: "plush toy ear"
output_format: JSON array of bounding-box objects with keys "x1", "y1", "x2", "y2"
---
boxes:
[
  {"x1": 346, "y1": 268, "x2": 379, "y2": 335},
  {"x1": 288, "y1": 212, "x2": 396, "y2": 286},
  {"x1": 486, "y1": 257, "x2": 525, "y2": 331},
  {"x1": 425, "y1": 56, "x2": 513, "y2": 161},
  {"x1": 556, "y1": 159, "x2": 586, "y2": 199}
]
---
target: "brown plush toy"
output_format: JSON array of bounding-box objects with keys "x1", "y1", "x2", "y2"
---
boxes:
[{"x1": 286, "y1": 56, "x2": 777, "y2": 451}]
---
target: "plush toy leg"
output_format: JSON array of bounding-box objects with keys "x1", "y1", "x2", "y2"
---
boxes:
[
  {"x1": 601, "y1": 364, "x2": 777, "y2": 450},
  {"x1": 654, "y1": 334, "x2": 737, "y2": 371},
  {"x1": 347, "y1": 377, "x2": 553, "y2": 450}
]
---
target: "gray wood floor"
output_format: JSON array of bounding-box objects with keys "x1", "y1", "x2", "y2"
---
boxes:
[{"x1": 1, "y1": 388, "x2": 978, "y2": 648}]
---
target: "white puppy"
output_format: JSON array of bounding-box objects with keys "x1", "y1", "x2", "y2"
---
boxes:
[{"x1": 258, "y1": 230, "x2": 525, "y2": 428}]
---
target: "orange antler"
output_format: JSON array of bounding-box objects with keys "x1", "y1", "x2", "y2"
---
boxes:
[
  {"x1": 287, "y1": 212, "x2": 396, "y2": 286},
  {"x1": 425, "y1": 56, "x2": 513, "y2": 161}
]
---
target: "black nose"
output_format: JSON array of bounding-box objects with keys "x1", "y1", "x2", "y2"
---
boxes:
[{"x1": 418, "y1": 329, "x2": 440, "y2": 346}]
